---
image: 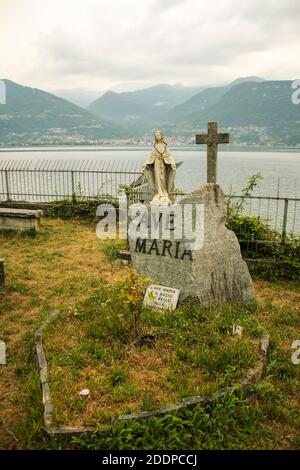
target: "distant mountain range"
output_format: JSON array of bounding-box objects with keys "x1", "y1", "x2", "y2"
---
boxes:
[
  {"x1": 162, "y1": 77, "x2": 264, "y2": 122},
  {"x1": 0, "y1": 77, "x2": 300, "y2": 147},
  {"x1": 161, "y1": 79, "x2": 300, "y2": 146},
  {"x1": 88, "y1": 84, "x2": 205, "y2": 128},
  {"x1": 0, "y1": 79, "x2": 123, "y2": 146}
]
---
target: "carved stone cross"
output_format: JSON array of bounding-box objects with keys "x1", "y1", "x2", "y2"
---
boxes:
[{"x1": 196, "y1": 122, "x2": 230, "y2": 184}]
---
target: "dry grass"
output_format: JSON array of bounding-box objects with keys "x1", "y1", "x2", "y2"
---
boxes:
[
  {"x1": 0, "y1": 218, "x2": 126, "y2": 448},
  {"x1": 40, "y1": 274, "x2": 261, "y2": 429},
  {"x1": 0, "y1": 218, "x2": 299, "y2": 449}
]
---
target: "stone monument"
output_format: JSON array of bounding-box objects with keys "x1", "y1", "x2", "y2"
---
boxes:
[{"x1": 129, "y1": 123, "x2": 255, "y2": 306}]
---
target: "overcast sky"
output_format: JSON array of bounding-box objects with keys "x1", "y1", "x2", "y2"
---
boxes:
[{"x1": 1, "y1": 0, "x2": 299, "y2": 98}]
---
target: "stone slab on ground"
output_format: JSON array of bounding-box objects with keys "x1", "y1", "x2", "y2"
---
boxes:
[{"x1": 0, "y1": 207, "x2": 43, "y2": 231}]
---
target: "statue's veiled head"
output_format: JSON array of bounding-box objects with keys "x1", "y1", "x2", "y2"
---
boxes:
[{"x1": 154, "y1": 130, "x2": 164, "y2": 143}]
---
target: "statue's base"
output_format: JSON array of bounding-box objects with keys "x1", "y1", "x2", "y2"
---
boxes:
[{"x1": 150, "y1": 194, "x2": 172, "y2": 206}]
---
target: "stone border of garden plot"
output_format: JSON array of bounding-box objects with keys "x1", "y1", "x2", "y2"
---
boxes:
[
  {"x1": 34, "y1": 313, "x2": 269, "y2": 441},
  {"x1": 34, "y1": 311, "x2": 94, "y2": 439},
  {"x1": 0, "y1": 258, "x2": 4, "y2": 292},
  {"x1": 113, "y1": 334, "x2": 270, "y2": 424}
]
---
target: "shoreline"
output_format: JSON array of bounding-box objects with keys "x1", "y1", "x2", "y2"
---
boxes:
[{"x1": 0, "y1": 145, "x2": 300, "y2": 154}]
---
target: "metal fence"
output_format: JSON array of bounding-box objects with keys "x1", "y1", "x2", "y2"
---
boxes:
[
  {"x1": 0, "y1": 159, "x2": 299, "y2": 244},
  {"x1": 226, "y1": 194, "x2": 300, "y2": 243},
  {"x1": 126, "y1": 185, "x2": 300, "y2": 241},
  {"x1": 0, "y1": 158, "x2": 143, "y2": 202}
]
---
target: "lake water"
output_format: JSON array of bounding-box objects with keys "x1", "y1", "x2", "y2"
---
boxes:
[{"x1": 0, "y1": 146, "x2": 299, "y2": 233}]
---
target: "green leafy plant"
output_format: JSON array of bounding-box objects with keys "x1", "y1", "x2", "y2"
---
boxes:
[
  {"x1": 102, "y1": 240, "x2": 126, "y2": 260},
  {"x1": 47, "y1": 196, "x2": 118, "y2": 220},
  {"x1": 226, "y1": 173, "x2": 300, "y2": 278},
  {"x1": 115, "y1": 271, "x2": 149, "y2": 336},
  {"x1": 108, "y1": 366, "x2": 128, "y2": 387},
  {"x1": 227, "y1": 172, "x2": 263, "y2": 217}
]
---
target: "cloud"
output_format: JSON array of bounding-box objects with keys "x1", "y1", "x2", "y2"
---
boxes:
[
  {"x1": 0, "y1": 0, "x2": 300, "y2": 92},
  {"x1": 151, "y1": 0, "x2": 191, "y2": 12}
]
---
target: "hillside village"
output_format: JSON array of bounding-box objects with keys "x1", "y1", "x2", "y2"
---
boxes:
[{"x1": 1, "y1": 78, "x2": 300, "y2": 148}]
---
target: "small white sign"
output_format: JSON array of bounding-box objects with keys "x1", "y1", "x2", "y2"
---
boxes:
[
  {"x1": 0, "y1": 340, "x2": 6, "y2": 365},
  {"x1": 143, "y1": 284, "x2": 180, "y2": 311}
]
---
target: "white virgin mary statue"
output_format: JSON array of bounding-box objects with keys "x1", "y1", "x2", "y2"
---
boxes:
[{"x1": 143, "y1": 130, "x2": 176, "y2": 206}]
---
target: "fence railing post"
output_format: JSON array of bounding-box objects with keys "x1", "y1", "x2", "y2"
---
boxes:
[
  {"x1": 124, "y1": 189, "x2": 130, "y2": 250},
  {"x1": 71, "y1": 171, "x2": 76, "y2": 202},
  {"x1": 4, "y1": 170, "x2": 10, "y2": 201},
  {"x1": 281, "y1": 198, "x2": 289, "y2": 252}
]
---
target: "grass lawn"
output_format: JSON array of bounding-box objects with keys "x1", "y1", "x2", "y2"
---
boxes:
[
  {"x1": 43, "y1": 291, "x2": 262, "y2": 429},
  {"x1": 0, "y1": 218, "x2": 299, "y2": 449}
]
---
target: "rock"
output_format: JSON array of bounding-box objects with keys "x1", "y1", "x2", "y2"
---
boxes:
[
  {"x1": 79, "y1": 388, "x2": 90, "y2": 398},
  {"x1": 130, "y1": 184, "x2": 255, "y2": 307},
  {"x1": 0, "y1": 340, "x2": 6, "y2": 365},
  {"x1": 232, "y1": 325, "x2": 243, "y2": 336},
  {"x1": 260, "y1": 334, "x2": 270, "y2": 356}
]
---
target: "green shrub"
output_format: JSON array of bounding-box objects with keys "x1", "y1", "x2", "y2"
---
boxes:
[
  {"x1": 226, "y1": 173, "x2": 300, "y2": 278},
  {"x1": 107, "y1": 366, "x2": 128, "y2": 387},
  {"x1": 102, "y1": 240, "x2": 126, "y2": 260},
  {"x1": 47, "y1": 197, "x2": 118, "y2": 220}
]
